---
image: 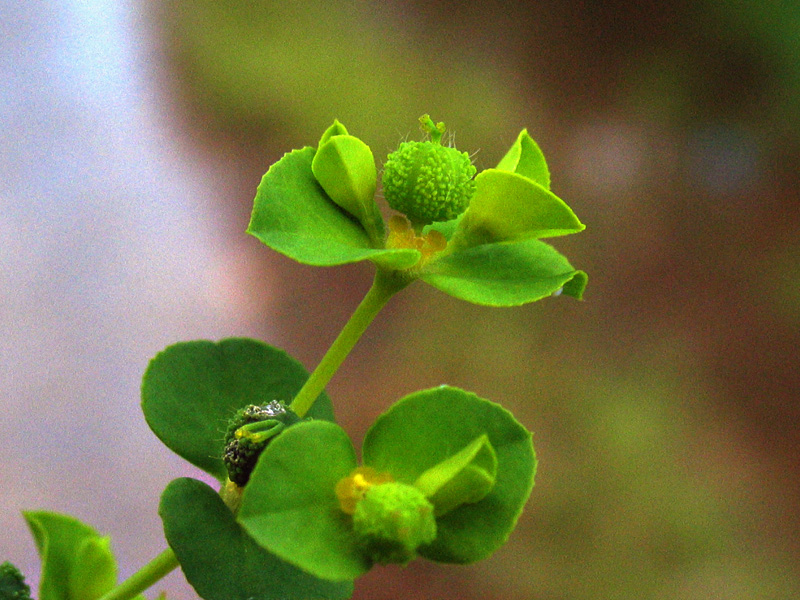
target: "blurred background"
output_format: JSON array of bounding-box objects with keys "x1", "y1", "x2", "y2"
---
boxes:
[{"x1": 1, "y1": 1, "x2": 798, "y2": 598}]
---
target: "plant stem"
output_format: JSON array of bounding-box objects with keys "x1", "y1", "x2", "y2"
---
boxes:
[
  {"x1": 291, "y1": 268, "x2": 409, "y2": 418},
  {"x1": 98, "y1": 547, "x2": 179, "y2": 600}
]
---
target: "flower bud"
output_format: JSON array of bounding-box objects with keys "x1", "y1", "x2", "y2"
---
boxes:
[
  {"x1": 352, "y1": 481, "x2": 437, "y2": 565},
  {"x1": 382, "y1": 115, "x2": 476, "y2": 228},
  {"x1": 223, "y1": 401, "x2": 302, "y2": 486}
]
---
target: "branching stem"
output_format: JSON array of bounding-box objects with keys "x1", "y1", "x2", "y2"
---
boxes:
[
  {"x1": 290, "y1": 268, "x2": 409, "y2": 418},
  {"x1": 100, "y1": 268, "x2": 409, "y2": 599}
]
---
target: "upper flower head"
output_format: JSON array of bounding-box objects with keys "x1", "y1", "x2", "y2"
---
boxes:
[{"x1": 382, "y1": 115, "x2": 477, "y2": 229}]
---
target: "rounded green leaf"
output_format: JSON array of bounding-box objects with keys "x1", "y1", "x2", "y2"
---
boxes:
[
  {"x1": 23, "y1": 512, "x2": 117, "y2": 600},
  {"x1": 238, "y1": 421, "x2": 370, "y2": 581},
  {"x1": 141, "y1": 338, "x2": 336, "y2": 481},
  {"x1": 496, "y1": 129, "x2": 551, "y2": 189},
  {"x1": 160, "y1": 477, "x2": 353, "y2": 600},
  {"x1": 312, "y1": 134, "x2": 384, "y2": 245},
  {"x1": 452, "y1": 169, "x2": 584, "y2": 247},
  {"x1": 362, "y1": 386, "x2": 536, "y2": 564},
  {"x1": 420, "y1": 238, "x2": 587, "y2": 306},
  {"x1": 248, "y1": 146, "x2": 418, "y2": 268}
]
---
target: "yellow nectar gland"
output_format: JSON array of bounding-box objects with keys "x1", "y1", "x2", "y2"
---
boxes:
[
  {"x1": 335, "y1": 466, "x2": 394, "y2": 514},
  {"x1": 386, "y1": 215, "x2": 447, "y2": 267}
]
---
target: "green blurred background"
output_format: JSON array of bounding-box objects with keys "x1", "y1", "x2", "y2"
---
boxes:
[{"x1": 2, "y1": 1, "x2": 799, "y2": 598}]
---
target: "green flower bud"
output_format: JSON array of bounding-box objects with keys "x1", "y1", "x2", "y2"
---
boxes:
[
  {"x1": 0, "y1": 562, "x2": 32, "y2": 600},
  {"x1": 352, "y1": 481, "x2": 437, "y2": 565},
  {"x1": 223, "y1": 401, "x2": 302, "y2": 486},
  {"x1": 382, "y1": 115, "x2": 476, "y2": 228}
]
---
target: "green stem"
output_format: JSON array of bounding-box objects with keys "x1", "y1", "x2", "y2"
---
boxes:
[
  {"x1": 291, "y1": 268, "x2": 409, "y2": 418},
  {"x1": 98, "y1": 547, "x2": 179, "y2": 600}
]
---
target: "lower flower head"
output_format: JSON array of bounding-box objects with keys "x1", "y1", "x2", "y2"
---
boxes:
[
  {"x1": 335, "y1": 466, "x2": 393, "y2": 514},
  {"x1": 352, "y1": 481, "x2": 437, "y2": 565}
]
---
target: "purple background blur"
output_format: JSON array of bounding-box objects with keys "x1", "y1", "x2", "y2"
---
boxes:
[{"x1": 2, "y1": 2, "x2": 798, "y2": 599}]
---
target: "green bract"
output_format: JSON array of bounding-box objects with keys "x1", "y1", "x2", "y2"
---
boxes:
[
  {"x1": 312, "y1": 120, "x2": 384, "y2": 245},
  {"x1": 238, "y1": 420, "x2": 368, "y2": 581},
  {"x1": 248, "y1": 146, "x2": 419, "y2": 270},
  {"x1": 496, "y1": 128, "x2": 551, "y2": 188},
  {"x1": 363, "y1": 386, "x2": 535, "y2": 564},
  {"x1": 159, "y1": 478, "x2": 353, "y2": 600},
  {"x1": 413, "y1": 433, "x2": 498, "y2": 517},
  {"x1": 236, "y1": 386, "x2": 535, "y2": 579},
  {"x1": 248, "y1": 117, "x2": 587, "y2": 305}
]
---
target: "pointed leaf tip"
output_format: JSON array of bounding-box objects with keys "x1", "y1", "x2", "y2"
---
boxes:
[
  {"x1": 318, "y1": 119, "x2": 349, "y2": 147},
  {"x1": 496, "y1": 129, "x2": 550, "y2": 190},
  {"x1": 414, "y1": 434, "x2": 498, "y2": 516}
]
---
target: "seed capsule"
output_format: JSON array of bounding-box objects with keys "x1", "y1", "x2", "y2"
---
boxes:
[{"x1": 382, "y1": 116, "x2": 476, "y2": 228}]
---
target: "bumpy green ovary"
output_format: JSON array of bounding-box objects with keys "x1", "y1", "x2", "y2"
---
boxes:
[
  {"x1": 382, "y1": 141, "x2": 477, "y2": 226},
  {"x1": 0, "y1": 562, "x2": 32, "y2": 600},
  {"x1": 352, "y1": 481, "x2": 437, "y2": 565}
]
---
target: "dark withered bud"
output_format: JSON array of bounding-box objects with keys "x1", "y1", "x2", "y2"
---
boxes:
[{"x1": 223, "y1": 401, "x2": 302, "y2": 486}]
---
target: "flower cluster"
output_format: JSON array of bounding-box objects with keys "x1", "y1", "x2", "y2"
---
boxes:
[{"x1": 247, "y1": 115, "x2": 586, "y2": 306}]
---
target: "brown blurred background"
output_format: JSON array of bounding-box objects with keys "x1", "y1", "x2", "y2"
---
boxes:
[{"x1": 2, "y1": 1, "x2": 798, "y2": 599}]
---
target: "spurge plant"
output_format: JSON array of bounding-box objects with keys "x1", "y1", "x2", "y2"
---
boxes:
[{"x1": 3, "y1": 114, "x2": 586, "y2": 600}]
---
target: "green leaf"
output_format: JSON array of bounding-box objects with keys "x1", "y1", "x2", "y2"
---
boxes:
[
  {"x1": 452, "y1": 169, "x2": 584, "y2": 247},
  {"x1": 141, "y1": 338, "x2": 336, "y2": 482},
  {"x1": 160, "y1": 478, "x2": 353, "y2": 600},
  {"x1": 238, "y1": 421, "x2": 370, "y2": 581},
  {"x1": 248, "y1": 147, "x2": 418, "y2": 269},
  {"x1": 312, "y1": 134, "x2": 384, "y2": 245},
  {"x1": 421, "y1": 238, "x2": 587, "y2": 306},
  {"x1": 362, "y1": 386, "x2": 536, "y2": 564},
  {"x1": 496, "y1": 129, "x2": 550, "y2": 189},
  {"x1": 23, "y1": 512, "x2": 117, "y2": 600},
  {"x1": 413, "y1": 434, "x2": 498, "y2": 516}
]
